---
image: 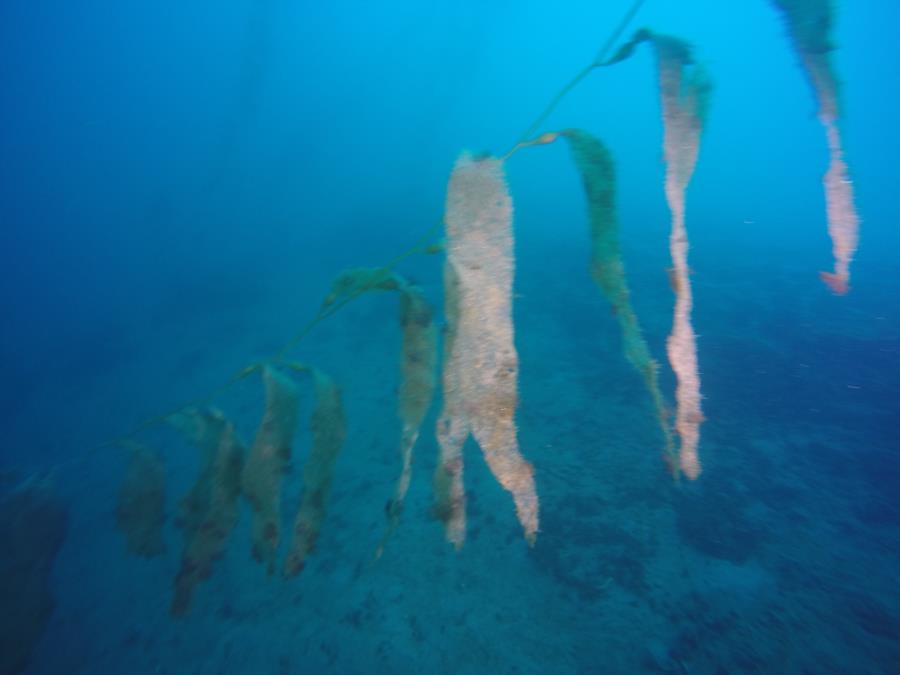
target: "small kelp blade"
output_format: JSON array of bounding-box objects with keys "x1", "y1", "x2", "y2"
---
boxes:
[
  {"x1": 283, "y1": 367, "x2": 346, "y2": 577},
  {"x1": 168, "y1": 408, "x2": 245, "y2": 616},
  {"x1": 241, "y1": 365, "x2": 300, "y2": 574},
  {"x1": 115, "y1": 441, "x2": 166, "y2": 558}
]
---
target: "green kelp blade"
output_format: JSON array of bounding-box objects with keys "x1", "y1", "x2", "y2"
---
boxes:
[
  {"x1": 241, "y1": 365, "x2": 300, "y2": 574},
  {"x1": 562, "y1": 129, "x2": 675, "y2": 467},
  {"x1": 375, "y1": 284, "x2": 438, "y2": 559},
  {"x1": 318, "y1": 265, "x2": 439, "y2": 559},
  {"x1": 284, "y1": 368, "x2": 346, "y2": 577}
]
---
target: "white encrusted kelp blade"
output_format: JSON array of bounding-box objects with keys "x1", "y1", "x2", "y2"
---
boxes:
[
  {"x1": 653, "y1": 34, "x2": 708, "y2": 480},
  {"x1": 241, "y1": 365, "x2": 300, "y2": 573},
  {"x1": 770, "y1": 0, "x2": 860, "y2": 294},
  {"x1": 436, "y1": 153, "x2": 539, "y2": 547}
]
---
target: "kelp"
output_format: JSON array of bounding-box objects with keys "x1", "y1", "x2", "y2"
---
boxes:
[
  {"x1": 115, "y1": 442, "x2": 166, "y2": 557},
  {"x1": 562, "y1": 128, "x2": 675, "y2": 468},
  {"x1": 168, "y1": 408, "x2": 244, "y2": 616},
  {"x1": 320, "y1": 266, "x2": 400, "y2": 308},
  {"x1": 241, "y1": 365, "x2": 300, "y2": 574},
  {"x1": 376, "y1": 284, "x2": 438, "y2": 558},
  {"x1": 653, "y1": 33, "x2": 709, "y2": 480},
  {"x1": 283, "y1": 367, "x2": 346, "y2": 576},
  {"x1": 771, "y1": 0, "x2": 859, "y2": 293},
  {"x1": 318, "y1": 266, "x2": 438, "y2": 558},
  {"x1": 100, "y1": 2, "x2": 872, "y2": 622},
  {"x1": 436, "y1": 153, "x2": 539, "y2": 547}
]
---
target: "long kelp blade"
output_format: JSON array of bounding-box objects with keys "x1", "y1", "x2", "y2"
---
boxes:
[
  {"x1": 437, "y1": 153, "x2": 539, "y2": 546},
  {"x1": 284, "y1": 368, "x2": 346, "y2": 577},
  {"x1": 168, "y1": 408, "x2": 244, "y2": 616},
  {"x1": 653, "y1": 33, "x2": 709, "y2": 480},
  {"x1": 319, "y1": 266, "x2": 438, "y2": 558},
  {"x1": 770, "y1": 0, "x2": 859, "y2": 293},
  {"x1": 376, "y1": 284, "x2": 438, "y2": 558},
  {"x1": 562, "y1": 128, "x2": 675, "y2": 468},
  {"x1": 242, "y1": 365, "x2": 300, "y2": 574}
]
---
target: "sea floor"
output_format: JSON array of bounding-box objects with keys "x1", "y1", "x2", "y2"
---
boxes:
[{"x1": 14, "y1": 247, "x2": 900, "y2": 674}]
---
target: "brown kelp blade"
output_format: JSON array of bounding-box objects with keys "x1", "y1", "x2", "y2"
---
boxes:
[
  {"x1": 115, "y1": 441, "x2": 166, "y2": 558},
  {"x1": 284, "y1": 367, "x2": 346, "y2": 577},
  {"x1": 375, "y1": 284, "x2": 438, "y2": 559},
  {"x1": 319, "y1": 265, "x2": 438, "y2": 559},
  {"x1": 168, "y1": 408, "x2": 245, "y2": 616},
  {"x1": 436, "y1": 153, "x2": 539, "y2": 547},
  {"x1": 241, "y1": 365, "x2": 300, "y2": 574},
  {"x1": 562, "y1": 128, "x2": 675, "y2": 468}
]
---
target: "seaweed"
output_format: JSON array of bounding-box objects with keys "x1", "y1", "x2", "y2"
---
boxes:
[
  {"x1": 115, "y1": 442, "x2": 166, "y2": 557},
  {"x1": 241, "y1": 365, "x2": 300, "y2": 574},
  {"x1": 169, "y1": 409, "x2": 245, "y2": 616},
  {"x1": 283, "y1": 368, "x2": 346, "y2": 577}
]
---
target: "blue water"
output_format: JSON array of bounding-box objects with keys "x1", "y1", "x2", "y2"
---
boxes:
[{"x1": 2, "y1": 1, "x2": 899, "y2": 673}]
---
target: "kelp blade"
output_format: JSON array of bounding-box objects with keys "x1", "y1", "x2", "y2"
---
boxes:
[
  {"x1": 376, "y1": 284, "x2": 438, "y2": 558},
  {"x1": 437, "y1": 153, "x2": 539, "y2": 546},
  {"x1": 284, "y1": 369, "x2": 346, "y2": 577},
  {"x1": 241, "y1": 365, "x2": 300, "y2": 573},
  {"x1": 116, "y1": 441, "x2": 166, "y2": 558},
  {"x1": 169, "y1": 409, "x2": 244, "y2": 616},
  {"x1": 562, "y1": 128, "x2": 675, "y2": 467}
]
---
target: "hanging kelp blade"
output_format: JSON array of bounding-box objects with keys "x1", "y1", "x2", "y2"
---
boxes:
[
  {"x1": 770, "y1": 0, "x2": 860, "y2": 293},
  {"x1": 284, "y1": 369, "x2": 346, "y2": 577},
  {"x1": 115, "y1": 441, "x2": 166, "y2": 557},
  {"x1": 376, "y1": 284, "x2": 438, "y2": 559},
  {"x1": 562, "y1": 128, "x2": 675, "y2": 468},
  {"x1": 241, "y1": 365, "x2": 300, "y2": 574},
  {"x1": 168, "y1": 408, "x2": 244, "y2": 616},
  {"x1": 319, "y1": 266, "x2": 438, "y2": 559},
  {"x1": 436, "y1": 153, "x2": 539, "y2": 547},
  {"x1": 653, "y1": 34, "x2": 710, "y2": 480}
]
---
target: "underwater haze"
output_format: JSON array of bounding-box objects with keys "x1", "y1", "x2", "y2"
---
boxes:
[{"x1": 2, "y1": 0, "x2": 899, "y2": 673}]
